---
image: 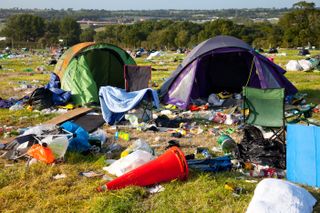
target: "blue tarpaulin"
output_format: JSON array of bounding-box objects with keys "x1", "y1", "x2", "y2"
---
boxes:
[{"x1": 287, "y1": 124, "x2": 320, "y2": 187}]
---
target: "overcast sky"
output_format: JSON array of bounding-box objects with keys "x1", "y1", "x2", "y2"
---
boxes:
[{"x1": 0, "y1": 0, "x2": 318, "y2": 10}]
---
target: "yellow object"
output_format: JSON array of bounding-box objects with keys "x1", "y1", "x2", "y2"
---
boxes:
[
  {"x1": 115, "y1": 131, "x2": 130, "y2": 141},
  {"x1": 224, "y1": 182, "x2": 235, "y2": 191},
  {"x1": 26, "y1": 105, "x2": 33, "y2": 111},
  {"x1": 217, "y1": 92, "x2": 232, "y2": 99},
  {"x1": 176, "y1": 129, "x2": 187, "y2": 136},
  {"x1": 165, "y1": 104, "x2": 177, "y2": 110},
  {"x1": 120, "y1": 150, "x2": 130, "y2": 158},
  {"x1": 59, "y1": 103, "x2": 75, "y2": 110},
  {"x1": 241, "y1": 108, "x2": 250, "y2": 116}
]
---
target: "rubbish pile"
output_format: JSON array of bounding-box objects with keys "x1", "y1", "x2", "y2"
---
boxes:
[{"x1": 286, "y1": 57, "x2": 320, "y2": 72}]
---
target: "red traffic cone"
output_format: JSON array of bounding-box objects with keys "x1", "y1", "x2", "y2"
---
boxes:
[{"x1": 97, "y1": 146, "x2": 188, "y2": 191}]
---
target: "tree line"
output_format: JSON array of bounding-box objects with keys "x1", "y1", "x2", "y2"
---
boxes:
[
  {"x1": 0, "y1": 8, "x2": 291, "y2": 21},
  {"x1": 0, "y1": 1, "x2": 319, "y2": 49},
  {"x1": 96, "y1": 3, "x2": 320, "y2": 49}
]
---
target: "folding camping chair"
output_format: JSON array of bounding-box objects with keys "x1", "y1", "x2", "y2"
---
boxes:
[
  {"x1": 242, "y1": 87, "x2": 286, "y2": 143},
  {"x1": 124, "y1": 65, "x2": 153, "y2": 121}
]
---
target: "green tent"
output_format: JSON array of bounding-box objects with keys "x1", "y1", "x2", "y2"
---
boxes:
[{"x1": 54, "y1": 42, "x2": 136, "y2": 105}]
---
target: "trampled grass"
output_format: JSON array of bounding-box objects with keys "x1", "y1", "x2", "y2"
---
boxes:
[{"x1": 0, "y1": 49, "x2": 320, "y2": 212}]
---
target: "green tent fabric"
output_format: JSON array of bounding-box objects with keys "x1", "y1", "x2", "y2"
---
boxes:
[{"x1": 54, "y1": 43, "x2": 136, "y2": 105}]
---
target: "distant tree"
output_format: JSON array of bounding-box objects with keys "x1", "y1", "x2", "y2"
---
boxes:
[
  {"x1": 175, "y1": 30, "x2": 189, "y2": 47},
  {"x1": 293, "y1": 1, "x2": 315, "y2": 9},
  {"x1": 59, "y1": 17, "x2": 81, "y2": 46},
  {"x1": 80, "y1": 26, "x2": 96, "y2": 42},
  {"x1": 41, "y1": 19, "x2": 61, "y2": 45},
  {"x1": 279, "y1": 8, "x2": 320, "y2": 47},
  {"x1": 2, "y1": 14, "x2": 45, "y2": 41}
]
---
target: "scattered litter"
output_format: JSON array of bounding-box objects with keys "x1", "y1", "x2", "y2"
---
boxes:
[
  {"x1": 114, "y1": 131, "x2": 130, "y2": 141},
  {"x1": 120, "y1": 139, "x2": 154, "y2": 158},
  {"x1": 147, "y1": 185, "x2": 165, "y2": 194},
  {"x1": 79, "y1": 171, "x2": 104, "y2": 178},
  {"x1": 245, "y1": 180, "x2": 258, "y2": 183},
  {"x1": 102, "y1": 174, "x2": 114, "y2": 181},
  {"x1": 53, "y1": 174, "x2": 67, "y2": 180}
]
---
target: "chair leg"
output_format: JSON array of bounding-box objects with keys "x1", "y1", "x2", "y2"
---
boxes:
[{"x1": 270, "y1": 128, "x2": 286, "y2": 144}]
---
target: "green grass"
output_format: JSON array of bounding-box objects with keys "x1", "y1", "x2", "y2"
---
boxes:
[
  {"x1": 0, "y1": 153, "x2": 257, "y2": 213},
  {"x1": 0, "y1": 50, "x2": 320, "y2": 212}
]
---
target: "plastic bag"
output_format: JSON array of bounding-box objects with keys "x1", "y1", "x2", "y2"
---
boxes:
[
  {"x1": 22, "y1": 124, "x2": 56, "y2": 136},
  {"x1": 247, "y1": 179, "x2": 316, "y2": 213},
  {"x1": 125, "y1": 114, "x2": 139, "y2": 127},
  {"x1": 208, "y1": 93, "x2": 224, "y2": 106},
  {"x1": 60, "y1": 121, "x2": 90, "y2": 153},
  {"x1": 41, "y1": 136, "x2": 69, "y2": 158},
  {"x1": 89, "y1": 129, "x2": 107, "y2": 145},
  {"x1": 27, "y1": 144, "x2": 55, "y2": 164},
  {"x1": 103, "y1": 150, "x2": 155, "y2": 177},
  {"x1": 120, "y1": 139, "x2": 154, "y2": 158}
]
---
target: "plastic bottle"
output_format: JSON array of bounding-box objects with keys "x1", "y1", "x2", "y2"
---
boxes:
[{"x1": 114, "y1": 131, "x2": 130, "y2": 141}]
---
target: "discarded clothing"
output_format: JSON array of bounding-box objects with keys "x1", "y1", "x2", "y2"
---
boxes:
[
  {"x1": 60, "y1": 121, "x2": 90, "y2": 153},
  {"x1": 0, "y1": 97, "x2": 16, "y2": 108},
  {"x1": 45, "y1": 72, "x2": 71, "y2": 106},
  {"x1": 236, "y1": 125, "x2": 286, "y2": 169},
  {"x1": 247, "y1": 179, "x2": 316, "y2": 213},
  {"x1": 187, "y1": 156, "x2": 232, "y2": 172},
  {"x1": 99, "y1": 86, "x2": 159, "y2": 125},
  {"x1": 155, "y1": 115, "x2": 185, "y2": 128}
]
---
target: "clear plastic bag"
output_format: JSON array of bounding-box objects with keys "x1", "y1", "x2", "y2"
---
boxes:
[
  {"x1": 103, "y1": 150, "x2": 154, "y2": 177},
  {"x1": 120, "y1": 139, "x2": 154, "y2": 158}
]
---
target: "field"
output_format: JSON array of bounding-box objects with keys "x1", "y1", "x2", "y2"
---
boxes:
[{"x1": 0, "y1": 49, "x2": 320, "y2": 212}]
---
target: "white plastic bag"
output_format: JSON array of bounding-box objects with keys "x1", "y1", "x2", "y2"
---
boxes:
[
  {"x1": 89, "y1": 129, "x2": 107, "y2": 144},
  {"x1": 23, "y1": 124, "x2": 56, "y2": 136},
  {"x1": 208, "y1": 93, "x2": 224, "y2": 106},
  {"x1": 246, "y1": 178, "x2": 317, "y2": 213},
  {"x1": 286, "y1": 60, "x2": 303, "y2": 71},
  {"x1": 103, "y1": 150, "x2": 154, "y2": 177},
  {"x1": 42, "y1": 136, "x2": 69, "y2": 158}
]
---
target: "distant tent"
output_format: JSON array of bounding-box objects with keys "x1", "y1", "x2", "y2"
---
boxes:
[
  {"x1": 54, "y1": 42, "x2": 136, "y2": 105},
  {"x1": 159, "y1": 36, "x2": 298, "y2": 109}
]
